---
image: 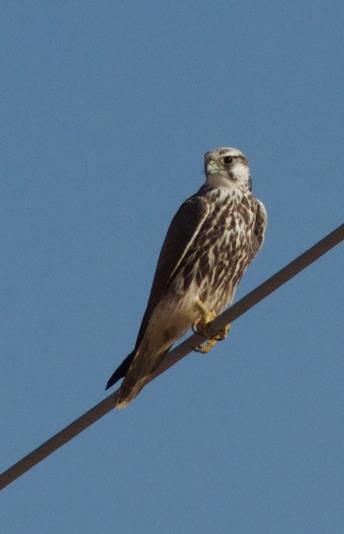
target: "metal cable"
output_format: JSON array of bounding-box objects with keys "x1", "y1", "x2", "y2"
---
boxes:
[{"x1": 0, "y1": 223, "x2": 343, "y2": 491}]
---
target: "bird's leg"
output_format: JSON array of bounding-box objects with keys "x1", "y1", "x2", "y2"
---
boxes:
[
  {"x1": 192, "y1": 297, "x2": 217, "y2": 338},
  {"x1": 192, "y1": 297, "x2": 231, "y2": 353}
]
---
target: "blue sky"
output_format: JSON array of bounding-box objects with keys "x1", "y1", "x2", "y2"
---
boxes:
[{"x1": 1, "y1": 2, "x2": 343, "y2": 533}]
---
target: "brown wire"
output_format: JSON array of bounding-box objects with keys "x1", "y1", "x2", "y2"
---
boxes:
[{"x1": 0, "y1": 223, "x2": 343, "y2": 491}]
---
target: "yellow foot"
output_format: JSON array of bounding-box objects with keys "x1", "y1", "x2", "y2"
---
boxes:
[
  {"x1": 192, "y1": 298, "x2": 231, "y2": 354},
  {"x1": 212, "y1": 324, "x2": 231, "y2": 341},
  {"x1": 193, "y1": 337, "x2": 219, "y2": 354}
]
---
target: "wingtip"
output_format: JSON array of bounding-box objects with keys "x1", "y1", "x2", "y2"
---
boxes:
[
  {"x1": 105, "y1": 373, "x2": 120, "y2": 390},
  {"x1": 105, "y1": 351, "x2": 135, "y2": 391},
  {"x1": 105, "y1": 381, "x2": 111, "y2": 391}
]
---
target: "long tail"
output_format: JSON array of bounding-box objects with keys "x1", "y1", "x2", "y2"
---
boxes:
[
  {"x1": 105, "y1": 351, "x2": 135, "y2": 390},
  {"x1": 114, "y1": 345, "x2": 172, "y2": 409}
]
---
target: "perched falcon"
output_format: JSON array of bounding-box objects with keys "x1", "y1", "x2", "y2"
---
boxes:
[{"x1": 106, "y1": 147, "x2": 267, "y2": 408}]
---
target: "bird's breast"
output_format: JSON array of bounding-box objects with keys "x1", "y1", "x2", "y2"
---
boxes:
[{"x1": 172, "y1": 190, "x2": 256, "y2": 313}]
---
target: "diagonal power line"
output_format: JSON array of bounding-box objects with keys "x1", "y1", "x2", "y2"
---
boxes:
[{"x1": 0, "y1": 223, "x2": 343, "y2": 491}]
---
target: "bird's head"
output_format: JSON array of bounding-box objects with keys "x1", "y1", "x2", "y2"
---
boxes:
[{"x1": 204, "y1": 147, "x2": 251, "y2": 191}]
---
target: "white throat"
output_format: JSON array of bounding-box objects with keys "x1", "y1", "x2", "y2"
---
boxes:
[
  {"x1": 206, "y1": 161, "x2": 250, "y2": 190},
  {"x1": 232, "y1": 160, "x2": 250, "y2": 183},
  {"x1": 206, "y1": 173, "x2": 232, "y2": 188}
]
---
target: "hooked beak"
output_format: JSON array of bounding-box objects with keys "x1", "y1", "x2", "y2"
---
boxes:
[{"x1": 206, "y1": 159, "x2": 220, "y2": 175}]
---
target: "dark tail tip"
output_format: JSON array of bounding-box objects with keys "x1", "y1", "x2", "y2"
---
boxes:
[{"x1": 105, "y1": 351, "x2": 135, "y2": 390}]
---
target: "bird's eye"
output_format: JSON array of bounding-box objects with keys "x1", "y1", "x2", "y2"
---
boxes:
[{"x1": 223, "y1": 156, "x2": 233, "y2": 165}]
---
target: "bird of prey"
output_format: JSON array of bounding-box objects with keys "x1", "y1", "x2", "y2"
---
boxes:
[{"x1": 106, "y1": 147, "x2": 267, "y2": 408}]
